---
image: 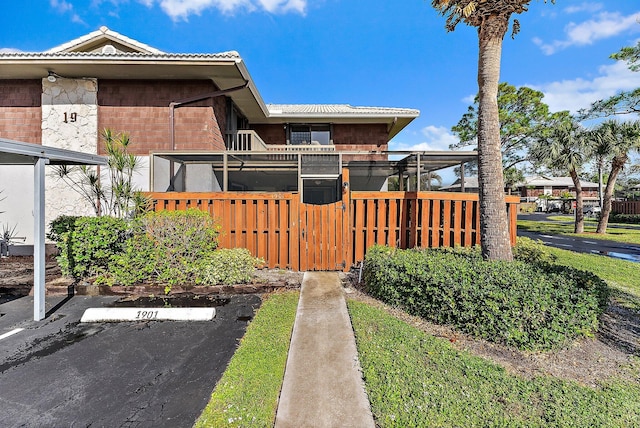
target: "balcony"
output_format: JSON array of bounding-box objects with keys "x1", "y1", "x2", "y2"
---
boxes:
[{"x1": 226, "y1": 130, "x2": 335, "y2": 152}]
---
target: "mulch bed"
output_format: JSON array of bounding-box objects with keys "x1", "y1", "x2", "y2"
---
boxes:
[{"x1": 0, "y1": 256, "x2": 303, "y2": 301}]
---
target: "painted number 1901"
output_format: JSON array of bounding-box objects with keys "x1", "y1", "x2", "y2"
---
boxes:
[{"x1": 136, "y1": 310, "x2": 159, "y2": 320}]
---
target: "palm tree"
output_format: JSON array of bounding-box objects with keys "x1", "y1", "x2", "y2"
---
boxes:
[
  {"x1": 530, "y1": 119, "x2": 588, "y2": 233},
  {"x1": 585, "y1": 126, "x2": 613, "y2": 210},
  {"x1": 596, "y1": 120, "x2": 640, "y2": 233},
  {"x1": 420, "y1": 171, "x2": 443, "y2": 190},
  {"x1": 432, "y1": 0, "x2": 554, "y2": 260}
]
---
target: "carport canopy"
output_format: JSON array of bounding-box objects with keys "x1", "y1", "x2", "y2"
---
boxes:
[{"x1": 0, "y1": 138, "x2": 107, "y2": 321}]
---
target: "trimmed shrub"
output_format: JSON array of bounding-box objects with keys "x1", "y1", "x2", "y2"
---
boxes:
[
  {"x1": 196, "y1": 248, "x2": 264, "y2": 285},
  {"x1": 609, "y1": 212, "x2": 640, "y2": 224},
  {"x1": 47, "y1": 215, "x2": 81, "y2": 243},
  {"x1": 56, "y1": 216, "x2": 128, "y2": 278},
  {"x1": 102, "y1": 209, "x2": 221, "y2": 289},
  {"x1": 102, "y1": 233, "x2": 158, "y2": 286},
  {"x1": 363, "y1": 244, "x2": 609, "y2": 350},
  {"x1": 513, "y1": 236, "x2": 558, "y2": 265}
]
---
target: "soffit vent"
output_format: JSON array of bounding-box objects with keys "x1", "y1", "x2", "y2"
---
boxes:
[{"x1": 101, "y1": 44, "x2": 117, "y2": 54}]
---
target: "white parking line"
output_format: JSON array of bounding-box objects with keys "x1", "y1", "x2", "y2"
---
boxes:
[{"x1": 0, "y1": 328, "x2": 24, "y2": 341}]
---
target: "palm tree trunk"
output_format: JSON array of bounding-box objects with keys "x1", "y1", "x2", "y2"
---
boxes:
[
  {"x1": 569, "y1": 168, "x2": 584, "y2": 233},
  {"x1": 477, "y1": 15, "x2": 513, "y2": 261},
  {"x1": 598, "y1": 162, "x2": 604, "y2": 209},
  {"x1": 597, "y1": 156, "x2": 626, "y2": 234}
]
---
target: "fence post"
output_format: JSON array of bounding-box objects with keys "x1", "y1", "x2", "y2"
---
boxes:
[{"x1": 342, "y1": 168, "x2": 351, "y2": 272}]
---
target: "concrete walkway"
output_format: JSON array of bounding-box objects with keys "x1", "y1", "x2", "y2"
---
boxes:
[{"x1": 275, "y1": 272, "x2": 375, "y2": 428}]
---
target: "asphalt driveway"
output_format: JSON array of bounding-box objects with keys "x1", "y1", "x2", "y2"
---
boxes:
[{"x1": 0, "y1": 293, "x2": 261, "y2": 428}]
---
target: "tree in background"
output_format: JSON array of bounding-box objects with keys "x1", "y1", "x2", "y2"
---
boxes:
[
  {"x1": 432, "y1": 0, "x2": 554, "y2": 261},
  {"x1": 580, "y1": 41, "x2": 640, "y2": 119},
  {"x1": 586, "y1": 126, "x2": 613, "y2": 209},
  {"x1": 452, "y1": 82, "x2": 567, "y2": 175},
  {"x1": 387, "y1": 172, "x2": 443, "y2": 191},
  {"x1": 530, "y1": 118, "x2": 588, "y2": 233},
  {"x1": 503, "y1": 167, "x2": 524, "y2": 195},
  {"x1": 594, "y1": 120, "x2": 640, "y2": 234}
]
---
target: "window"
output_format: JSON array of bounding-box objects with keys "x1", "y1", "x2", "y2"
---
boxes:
[{"x1": 289, "y1": 124, "x2": 331, "y2": 146}]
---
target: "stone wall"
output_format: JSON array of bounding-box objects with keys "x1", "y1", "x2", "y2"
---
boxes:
[{"x1": 42, "y1": 77, "x2": 99, "y2": 221}]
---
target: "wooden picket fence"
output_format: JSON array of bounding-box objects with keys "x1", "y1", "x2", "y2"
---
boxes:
[
  {"x1": 147, "y1": 175, "x2": 519, "y2": 272},
  {"x1": 612, "y1": 201, "x2": 640, "y2": 215},
  {"x1": 348, "y1": 191, "x2": 519, "y2": 264}
]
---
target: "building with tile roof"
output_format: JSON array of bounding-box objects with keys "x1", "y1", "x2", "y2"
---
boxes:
[{"x1": 0, "y1": 27, "x2": 478, "y2": 246}]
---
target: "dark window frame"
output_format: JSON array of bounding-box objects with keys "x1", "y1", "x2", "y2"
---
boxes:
[{"x1": 287, "y1": 124, "x2": 332, "y2": 146}]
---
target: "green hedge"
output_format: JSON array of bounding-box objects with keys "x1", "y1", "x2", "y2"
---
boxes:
[
  {"x1": 197, "y1": 248, "x2": 264, "y2": 285},
  {"x1": 55, "y1": 216, "x2": 128, "y2": 278},
  {"x1": 46, "y1": 215, "x2": 81, "y2": 243},
  {"x1": 363, "y1": 242, "x2": 609, "y2": 350},
  {"x1": 51, "y1": 210, "x2": 261, "y2": 289},
  {"x1": 609, "y1": 212, "x2": 640, "y2": 224},
  {"x1": 103, "y1": 209, "x2": 220, "y2": 288}
]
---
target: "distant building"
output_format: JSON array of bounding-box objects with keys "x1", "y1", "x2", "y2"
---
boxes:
[{"x1": 518, "y1": 176, "x2": 598, "y2": 202}]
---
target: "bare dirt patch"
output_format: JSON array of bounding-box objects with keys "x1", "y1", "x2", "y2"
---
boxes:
[
  {"x1": 343, "y1": 273, "x2": 640, "y2": 388},
  {"x1": 0, "y1": 256, "x2": 72, "y2": 304}
]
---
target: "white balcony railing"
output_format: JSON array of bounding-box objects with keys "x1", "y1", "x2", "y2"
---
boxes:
[
  {"x1": 226, "y1": 130, "x2": 269, "y2": 151},
  {"x1": 267, "y1": 144, "x2": 336, "y2": 152},
  {"x1": 226, "y1": 131, "x2": 336, "y2": 152}
]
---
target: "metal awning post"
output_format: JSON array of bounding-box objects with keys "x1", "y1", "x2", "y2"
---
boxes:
[
  {"x1": 33, "y1": 157, "x2": 46, "y2": 321},
  {"x1": 223, "y1": 152, "x2": 228, "y2": 191},
  {"x1": 416, "y1": 154, "x2": 421, "y2": 192},
  {"x1": 1, "y1": 138, "x2": 107, "y2": 322}
]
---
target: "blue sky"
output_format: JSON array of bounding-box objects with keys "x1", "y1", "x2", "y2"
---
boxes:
[{"x1": 2, "y1": 0, "x2": 640, "y2": 184}]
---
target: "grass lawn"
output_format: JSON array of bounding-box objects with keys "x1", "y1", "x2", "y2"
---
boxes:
[
  {"x1": 540, "y1": 245, "x2": 640, "y2": 311},
  {"x1": 348, "y1": 300, "x2": 640, "y2": 427},
  {"x1": 193, "y1": 229, "x2": 640, "y2": 427},
  {"x1": 194, "y1": 291, "x2": 298, "y2": 428},
  {"x1": 518, "y1": 215, "x2": 640, "y2": 309},
  {"x1": 518, "y1": 218, "x2": 640, "y2": 245}
]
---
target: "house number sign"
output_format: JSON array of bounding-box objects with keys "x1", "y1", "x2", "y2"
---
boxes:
[{"x1": 63, "y1": 112, "x2": 78, "y2": 123}]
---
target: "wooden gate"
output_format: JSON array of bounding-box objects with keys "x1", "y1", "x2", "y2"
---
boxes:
[{"x1": 297, "y1": 199, "x2": 349, "y2": 271}]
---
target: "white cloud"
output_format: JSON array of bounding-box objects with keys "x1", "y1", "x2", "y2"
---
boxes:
[
  {"x1": 391, "y1": 126, "x2": 460, "y2": 152},
  {"x1": 564, "y1": 2, "x2": 603, "y2": 15},
  {"x1": 461, "y1": 94, "x2": 475, "y2": 105},
  {"x1": 50, "y1": 0, "x2": 86, "y2": 24},
  {"x1": 534, "y1": 11, "x2": 640, "y2": 55},
  {"x1": 0, "y1": 48, "x2": 22, "y2": 53},
  {"x1": 143, "y1": 0, "x2": 306, "y2": 20},
  {"x1": 528, "y1": 61, "x2": 640, "y2": 114},
  {"x1": 50, "y1": 0, "x2": 74, "y2": 13}
]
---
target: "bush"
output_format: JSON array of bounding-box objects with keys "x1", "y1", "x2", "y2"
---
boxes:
[
  {"x1": 47, "y1": 215, "x2": 81, "y2": 243},
  {"x1": 102, "y1": 209, "x2": 221, "y2": 289},
  {"x1": 363, "y1": 244, "x2": 609, "y2": 350},
  {"x1": 56, "y1": 216, "x2": 128, "y2": 278},
  {"x1": 609, "y1": 212, "x2": 640, "y2": 224},
  {"x1": 196, "y1": 248, "x2": 263, "y2": 285},
  {"x1": 102, "y1": 233, "x2": 158, "y2": 286},
  {"x1": 513, "y1": 236, "x2": 557, "y2": 265}
]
